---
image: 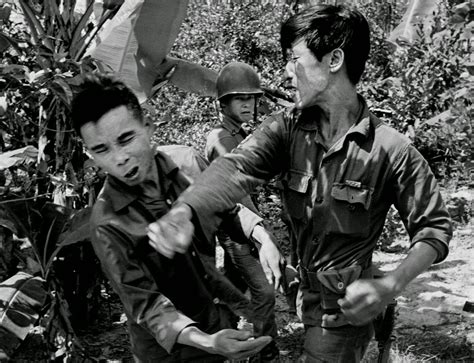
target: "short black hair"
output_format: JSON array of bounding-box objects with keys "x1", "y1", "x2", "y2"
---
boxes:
[
  {"x1": 280, "y1": 4, "x2": 370, "y2": 84},
  {"x1": 71, "y1": 74, "x2": 143, "y2": 136}
]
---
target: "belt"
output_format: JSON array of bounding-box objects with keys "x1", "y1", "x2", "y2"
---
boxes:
[{"x1": 300, "y1": 264, "x2": 373, "y2": 293}]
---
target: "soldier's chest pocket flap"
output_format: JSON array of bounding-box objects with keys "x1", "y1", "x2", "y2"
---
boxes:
[
  {"x1": 331, "y1": 183, "x2": 372, "y2": 210},
  {"x1": 329, "y1": 183, "x2": 372, "y2": 236},
  {"x1": 282, "y1": 171, "x2": 312, "y2": 220}
]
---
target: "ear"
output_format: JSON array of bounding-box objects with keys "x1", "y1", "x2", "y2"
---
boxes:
[
  {"x1": 220, "y1": 101, "x2": 229, "y2": 114},
  {"x1": 143, "y1": 116, "x2": 155, "y2": 137},
  {"x1": 329, "y1": 48, "x2": 344, "y2": 73}
]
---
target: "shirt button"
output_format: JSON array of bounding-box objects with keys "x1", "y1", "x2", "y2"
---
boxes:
[
  {"x1": 191, "y1": 251, "x2": 196, "y2": 257},
  {"x1": 204, "y1": 274, "x2": 209, "y2": 280},
  {"x1": 213, "y1": 297, "x2": 220, "y2": 304},
  {"x1": 337, "y1": 281, "x2": 345, "y2": 290},
  {"x1": 312, "y1": 237, "x2": 320, "y2": 244},
  {"x1": 315, "y1": 196, "x2": 324, "y2": 203},
  {"x1": 165, "y1": 199, "x2": 173, "y2": 206},
  {"x1": 348, "y1": 204, "x2": 356, "y2": 211}
]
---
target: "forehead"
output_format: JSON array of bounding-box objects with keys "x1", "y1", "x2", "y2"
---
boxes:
[
  {"x1": 80, "y1": 106, "x2": 143, "y2": 144},
  {"x1": 291, "y1": 39, "x2": 310, "y2": 54}
]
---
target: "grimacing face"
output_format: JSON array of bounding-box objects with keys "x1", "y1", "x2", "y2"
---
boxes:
[
  {"x1": 221, "y1": 94, "x2": 256, "y2": 123},
  {"x1": 80, "y1": 105, "x2": 155, "y2": 187},
  {"x1": 285, "y1": 39, "x2": 332, "y2": 109}
]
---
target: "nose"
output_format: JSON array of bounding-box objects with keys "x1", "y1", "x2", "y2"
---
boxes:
[
  {"x1": 282, "y1": 66, "x2": 294, "y2": 89},
  {"x1": 113, "y1": 150, "x2": 129, "y2": 166}
]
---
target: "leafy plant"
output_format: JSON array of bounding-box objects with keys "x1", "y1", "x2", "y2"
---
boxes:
[
  {"x1": 0, "y1": 0, "x2": 115, "y2": 358},
  {"x1": 359, "y1": 1, "x2": 473, "y2": 180}
]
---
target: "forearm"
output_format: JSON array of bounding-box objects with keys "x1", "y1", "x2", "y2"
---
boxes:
[
  {"x1": 384, "y1": 241, "x2": 438, "y2": 296},
  {"x1": 177, "y1": 326, "x2": 215, "y2": 354},
  {"x1": 251, "y1": 224, "x2": 279, "y2": 249}
]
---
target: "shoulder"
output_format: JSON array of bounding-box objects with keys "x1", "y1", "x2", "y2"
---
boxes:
[
  {"x1": 206, "y1": 126, "x2": 233, "y2": 145},
  {"x1": 156, "y1": 144, "x2": 208, "y2": 178},
  {"x1": 89, "y1": 185, "x2": 116, "y2": 231},
  {"x1": 205, "y1": 127, "x2": 238, "y2": 158},
  {"x1": 370, "y1": 113, "x2": 412, "y2": 158}
]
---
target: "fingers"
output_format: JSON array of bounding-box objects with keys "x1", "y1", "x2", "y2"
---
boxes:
[
  {"x1": 146, "y1": 204, "x2": 194, "y2": 257},
  {"x1": 338, "y1": 280, "x2": 385, "y2": 326},
  {"x1": 231, "y1": 336, "x2": 272, "y2": 359},
  {"x1": 147, "y1": 224, "x2": 175, "y2": 258}
]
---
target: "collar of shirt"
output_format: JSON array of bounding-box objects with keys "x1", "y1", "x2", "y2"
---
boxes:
[
  {"x1": 297, "y1": 95, "x2": 372, "y2": 151},
  {"x1": 104, "y1": 151, "x2": 180, "y2": 212},
  {"x1": 221, "y1": 114, "x2": 246, "y2": 136}
]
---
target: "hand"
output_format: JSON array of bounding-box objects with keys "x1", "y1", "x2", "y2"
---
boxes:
[
  {"x1": 147, "y1": 203, "x2": 194, "y2": 258},
  {"x1": 209, "y1": 329, "x2": 272, "y2": 359},
  {"x1": 251, "y1": 225, "x2": 286, "y2": 291},
  {"x1": 338, "y1": 276, "x2": 397, "y2": 326}
]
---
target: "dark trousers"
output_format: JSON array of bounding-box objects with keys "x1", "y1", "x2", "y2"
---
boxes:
[{"x1": 220, "y1": 236, "x2": 278, "y2": 338}]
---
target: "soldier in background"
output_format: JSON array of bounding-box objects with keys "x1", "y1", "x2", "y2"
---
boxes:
[{"x1": 205, "y1": 62, "x2": 280, "y2": 362}]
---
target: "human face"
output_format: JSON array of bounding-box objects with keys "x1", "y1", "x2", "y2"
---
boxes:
[
  {"x1": 221, "y1": 94, "x2": 256, "y2": 123},
  {"x1": 80, "y1": 105, "x2": 154, "y2": 187},
  {"x1": 285, "y1": 39, "x2": 331, "y2": 109}
]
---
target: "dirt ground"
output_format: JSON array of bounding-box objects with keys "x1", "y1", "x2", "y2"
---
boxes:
[{"x1": 11, "y1": 227, "x2": 473, "y2": 362}]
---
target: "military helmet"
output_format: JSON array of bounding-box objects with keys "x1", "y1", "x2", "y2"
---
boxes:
[{"x1": 216, "y1": 62, "x2": 263, "y2": 100}]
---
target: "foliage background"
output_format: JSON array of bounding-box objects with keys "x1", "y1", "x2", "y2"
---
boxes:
[{"x1": 0, "y1": 0, "x2": 472, "y2": 360}]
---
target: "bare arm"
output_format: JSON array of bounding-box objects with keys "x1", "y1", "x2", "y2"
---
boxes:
[
  {"x1": 177, "y1": 326, "x2": 272, "y2": 359},
  {"x1": 339, "y1": 241, "x2": 438, "y2": 326}
]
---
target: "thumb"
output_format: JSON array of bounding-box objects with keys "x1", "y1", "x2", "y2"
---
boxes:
[{"x1": 225, "y1": 329, "x2": 253, "y2": 341}]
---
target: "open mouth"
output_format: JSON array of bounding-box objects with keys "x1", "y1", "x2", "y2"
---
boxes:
[{"x1": 125, "y1": 166, "x2": 139, "y2": 179}]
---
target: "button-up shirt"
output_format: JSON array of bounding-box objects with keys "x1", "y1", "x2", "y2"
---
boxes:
[
  {"x1": 178, "y1": 96, "x2": 452, "y2": 325},
  {"x1": 206, "y1": 114, "x2": 249, "y2": 163},
  {"x1": 90, "y1": 147, "x2": 262, "y2": 355},
  {"x1": 206, "y1": 115, "x2": 259, "y2": 214}
]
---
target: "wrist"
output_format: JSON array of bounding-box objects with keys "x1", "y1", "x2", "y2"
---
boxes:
[
  {"x1": 177, "y1": 326, "x2": 215, "y2": 353},
  {"x1": 251, "y1": 224, "x2": 272, "y2": 246},
  {"x1": 173, "y1": 202, "x2": 193, "y2": 219},
  {"x1": 381, "y1": 273, "x2": 404, "y2": 297}
]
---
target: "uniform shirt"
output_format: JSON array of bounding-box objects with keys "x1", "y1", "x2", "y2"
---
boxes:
[
  {"x1": 206, "y1": 114, "x2": 249, "y2": 163},
  {"x1": 206, "y1": 114, "x2": 259, "y2": 214},
  {"x1": 90, "y1": 148, "x2": 262, "y2": 354},
  {"x1": 178, "y1": 96, "x2": 453, "y2": 325}
]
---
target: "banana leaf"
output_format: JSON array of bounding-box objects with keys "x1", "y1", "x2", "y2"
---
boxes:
[
  {"x1": 87, "y1": 0, "x2": 189, "y2": 102},
  {"x1": 0, "y1": 272, "x2": 47, "y2": 358},
  {"x1": 155, "y1": 57, "x2": 218, "y2": 98},
  {"x1": 0, "y1": 146, "x2": 38, "y2": 170},
  {"x1": 388, "y1": 0, "x2": 441, "y2": 46}
]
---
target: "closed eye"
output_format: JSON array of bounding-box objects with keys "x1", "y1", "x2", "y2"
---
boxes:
[
  {"x1": 118, "y1": 131, "x2": 135, "y2": 145},
  {"x1": 90, "y1": 144, "x2": 107, "y2": 154}
]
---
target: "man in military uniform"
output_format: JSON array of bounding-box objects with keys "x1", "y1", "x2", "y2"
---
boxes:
[
  {"x1": 148, "y1": 5, "x2": 452, "y2": 362},
  {"x1": 205, "y1": 62, "x2": 280, "y2": 362},
  {"x1": 71, "y1": 74, "x2": 284, "y2": 362}
]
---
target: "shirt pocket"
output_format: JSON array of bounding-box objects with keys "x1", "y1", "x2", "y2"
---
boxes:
[
  {"x1": 282, "y1": 170, "x2": 312, "y2": 221},
  {"x1": 328, "y1": 183, "x2": 372, "y2": 237}
]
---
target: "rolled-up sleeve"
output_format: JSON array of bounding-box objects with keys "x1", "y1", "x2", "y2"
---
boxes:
[
  {"x1": 92, "y1": 225, "x2": 195, "y2": 353},
  {"x1": 391, "y1": 144, "x2": 452, "y2": 263}
]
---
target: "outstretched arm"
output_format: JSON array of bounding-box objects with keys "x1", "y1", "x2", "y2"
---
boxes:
[{"x1": 177, "y1": 326, "x2": 272, "y2": 359}]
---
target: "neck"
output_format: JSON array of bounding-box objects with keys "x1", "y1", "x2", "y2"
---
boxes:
[
  {"x1": 141, "y1": 158, "x2": 160, "y2": 197},
  {"x1": 316, "y1": 84, "x2": 360, "y2": 148}
]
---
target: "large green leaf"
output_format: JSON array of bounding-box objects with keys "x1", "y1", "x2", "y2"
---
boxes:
[
  {"x1": 87, "y1": 0, "x2": 189, "y2": 102},
  {"x1": 0, "y1": 272, "x2": 47, "y2": 358},
  {"x1": 0, "y1": 32, "x2": 21, "y2": 54},
  {"x1": 0, "y1": 146, "x2": 38, "y2": 170},
  {"x1": 155, "y1": 57, "x2": 218, "y2": 97},
  {"x1": 18, "y1": 0, "x2": 54, "y2": 51},
  {"x1": 388, "y1": 0, "x2": 441, "y2": 46}
]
